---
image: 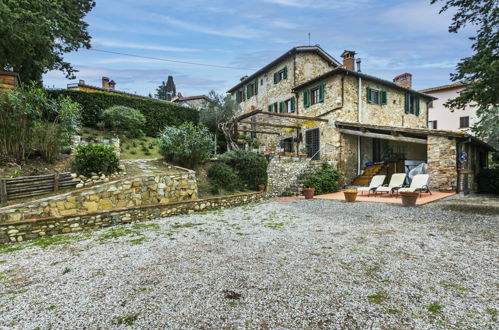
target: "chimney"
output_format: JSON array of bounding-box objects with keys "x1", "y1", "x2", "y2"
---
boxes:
[
  {"x1": 102, "y1": 77, "x2": 110, "y2": 89},
  {"x1": 341, "y1": 50, "x2": 356, "y2": 71},
  {"x1": 356, "y1": 58, "x2": 362, "y2": 73},
  {"x1": 108, "y1": 80, "x2": 116, "y2": 90},
  {"x1": 240, "y1": 75, "x2": 248, "y2": 82},
  {"x1": 78, "y1": 80, "x2": 85, "y2": 85},
  {"x1": 393, "y1": 73, "x2": 412, "y2": 89}
]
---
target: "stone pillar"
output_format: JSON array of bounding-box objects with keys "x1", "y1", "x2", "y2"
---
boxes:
[
  {"x1": 427, "y1": 135, "x2": 457, "y2": 191},
  {"x1": 111, "y1": 137, "x2": 121, "y2": 159}
]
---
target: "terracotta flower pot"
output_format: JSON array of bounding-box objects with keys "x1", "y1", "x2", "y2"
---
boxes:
[
  {"x1": 299, "y1": 153, "x2": 308, "y2": 158},
  {"x1": 343, "y1": 190, "x2": 358, "y2": 202},
  {"x1": 400, "y1": 192, "x2": 419, "y2": 206},
  {"x1": 258, "y1": 185, "x2": 266, "y2": 191},
  {"x1": 303, "y1": 188, "x2": 315, "y2": 199}
]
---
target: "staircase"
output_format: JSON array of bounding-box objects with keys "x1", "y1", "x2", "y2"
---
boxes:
[{"x1": 351, "y1": 164, "x2": 385, "y2": 186}]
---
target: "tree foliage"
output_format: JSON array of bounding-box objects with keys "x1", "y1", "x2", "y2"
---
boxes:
[
  {"x1": 303, "y1": 163, "x2": 340, "y2": 195},
  {"x1": 219, "y1": 150, "x2": 268, "y2": 190},
  {"x1": 100, "y1": 106, "x2": 146, "y2": 138},
  {"x1": 200, "y1": 90, "x2": 241, "y2": 151},
  {"x1": 0, "y1": 0, "x2": 95, "y2": 83},
  {"x1": 72, "y1": 143, "x2": 120, "y2": 177},
  {"x1": 158, "y1": 122, "x2": 214, "y2": 169},
  {"x1": 431, "y1": 0, "x2": 499, "y2": 149},
  {"x1": 156, "y1": 76, "x2": 176, "y2": 101}
]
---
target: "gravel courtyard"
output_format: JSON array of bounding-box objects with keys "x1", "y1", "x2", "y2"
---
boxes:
[{"x1": 1, "y1": 199, "x2": 497, "y2": 329}]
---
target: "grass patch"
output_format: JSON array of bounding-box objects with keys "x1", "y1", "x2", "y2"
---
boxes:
[
  {"x1": 116, "y1": 313, "x2": 139, "y2": 326},
  {"x1": 0, "y1": 244, "x2": 26, "y2": 254},
  {"x1": 62, "y1": 267, "x2": 71, "y2": 275},
  {"x1": 30, "y1": 233, "x2": 91, "y2": 248},
  {"x1": 47, "y1": 304, "x2": 57, "y2": 310},
  {"x1": 228, "y1": 302, "x2": 239, "y2": 307},
  {"x1": 367, "y1": 291, "x2": 390, "y2": 304},
  {"x1": 130, "y1": 237, "x2": 148, "y2": 245},
  {"x1": 264, "y1": 222, "x2": 287, "y2": 230},
  {"x1": 387, "y1": 308, "x2": 401, "y2": 314},
  {"x1": 427, "y1": 303, "x2": 444, "y2": 314},
  {"x1": 99, "y1": 227, "x2": 140, "y2": 241},
  {"x1": 439, "y1": 280, "x2": 471, "y2": 292},
  {"x1": 132, "y1": 223, "x2": 160, "y2": 230},
  {"x1": 170, "y1": 222, "x2": 203, "y2": 229}
]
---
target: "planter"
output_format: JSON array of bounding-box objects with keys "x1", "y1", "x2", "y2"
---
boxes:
[
  {"x1": 299, "y1": 153, "x2": 308, "y2": 158},
  {"x1": 258, "y1": 185, "x2": 266, "y2": 191},
  {"x1": 400, "y1": 191, "x2": 419, "y2": 206},
  {"x1": 343, "y1": 190, "x2": 358, "y2": 202},
  {"x1": 303, "y1": 188, "x2": 315, "y2": 199}
]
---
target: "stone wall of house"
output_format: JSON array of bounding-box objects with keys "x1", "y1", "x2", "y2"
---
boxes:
[
  {"x1": 0, "y1": 192, "x2": 264, "y2": 244},
  {"x1": 427, "y1": 135, "x2": 457, "y2": 190},
  {"x1": 294, "y1": 52, "x2": 334, "y2": 86},
  {"x1": 267, "y1": 158, "x2": 327, "y2": 197},
  {"x1": 0, "y1": 170, "x2": 197, "y2": 223}
]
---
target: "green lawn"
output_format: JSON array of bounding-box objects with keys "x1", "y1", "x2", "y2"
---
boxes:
[{"x1": 80, "y1": 127, "x2": 162, "y2": 160}]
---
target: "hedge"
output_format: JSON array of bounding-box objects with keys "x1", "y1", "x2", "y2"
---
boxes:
[
  {"x1": 476, "y1": 168, "x2": 499, "y2": 194},
  {"x1": 46, "y1": 90, "x2": 199, "y2": 136}
]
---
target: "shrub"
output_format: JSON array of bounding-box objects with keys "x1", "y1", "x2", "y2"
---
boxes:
[
  {"x1": 0, "y1": 85, "x2": 81, "y2": 162},
  {"x1": 158, "y1": 122, "x2": 214, "y2": 169},
  {"x1": 72, "y1": 143, "x2": 120, "y2": 176},
  {"x1": 45, "y1": 90, "x2": 199, "y2": 136},
  {"x1": 477, "y1": 168, "x2": 499, "y2": 194},
  {"x1": 219, "y1": 150, "x2": 268, "y2": 190},
  {"x1": 208, "y1": 163, "x2": 242, "y2": 193},
  {"x1": 99, "y1": 106, "x2": 146, "y2": 138},
  {"x1": 304, "y1": 163, "x2": 340, "y2": 195}
]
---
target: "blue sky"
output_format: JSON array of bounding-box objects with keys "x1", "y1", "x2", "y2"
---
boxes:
[{"x1": 43, "y1": 0, "x2": 474, "y2": 97}]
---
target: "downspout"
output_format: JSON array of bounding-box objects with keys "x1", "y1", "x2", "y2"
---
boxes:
[{"x1": 357, "y1": 75, "x2": 362, "y2": 175}]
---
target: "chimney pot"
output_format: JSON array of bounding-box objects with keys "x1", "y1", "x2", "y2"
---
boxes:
[
  {"x1": 393, "y1": 73, "x2": 412, "y2": 89},
  {"x1": 108, "y1": 80, "x2": 116, "y2": 90},
  {"x1": 102, "y1": 77, "x2": 110, "y2": 89},
  {"x1": 79, "y1": 80, "x2": 85, "y2": 85},
  {"x1": 341, "y1": 50, "x2": 356, "y2": 71}
]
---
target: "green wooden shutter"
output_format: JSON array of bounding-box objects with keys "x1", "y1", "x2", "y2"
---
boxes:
[
  {"x1": 380, "y1": 90, "x2": 387, "y2": 105},
  {"x1": 415, "y1": 95, "x2": 420, "y2": 116},
  {"x1": 246, "y1": 85, "x2": 250, "y2": 99},
  {"x1": 268, "y1": 104, "x2": 272, "y2": 112},
  {"x1": 283, "y1": 67, "x2": 288, "y2": 79},
  {"x1": 304, "y1": 89, "x2": 310, "y2": 108},
  {"x1": 279, "y1": 101, "x2": 284, "y2": 113},
  {"x1": 404, "y1": 93, "x2": 410, "y2": 114},
  {"x1": 319, "y1": 83, "x2": 325, "y2": 103},
  {"x1": 274, "y1": 72, "x2": 278, "y2": 84},
  {"x1": 366, "y1": 87, "x2": 372, "y2": 104},
  {"x1": 290, "y1": 97, "x2": 295, "y2": 113},
  {"x1": 254, "y1": 81, "x2": 258, "y2": 95}
]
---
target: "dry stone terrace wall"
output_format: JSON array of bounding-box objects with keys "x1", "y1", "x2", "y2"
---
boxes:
[
  {"x1": 0, "y1": 170, "x2": 197, "y2": 223},
  {"x1": 0, "y1": 192, "x2": 263, "y2": 244}
]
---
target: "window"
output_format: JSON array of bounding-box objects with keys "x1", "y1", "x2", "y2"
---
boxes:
[
  {"x1": 273, "y1": 67, "x2": 288, "y2": 84},
  {"x1": 283, "y1": 97, "x2": 295, "y2": 113},
  {"x1": 311, "y1": 88, "x2": 319, "y2": 105},
  {"x1": 428, "y1": 101, "x2": 433, "y2": 108},
  {"x1": 460, "y1": 116, "x2": 470, "y2": 128},
  {"x1": 428, "y1": 120, "x2": 438, "y2": 129},
  {"x1": 260, "y1": 79, "x2": 263, "y2": 85},
  {"x1": 303, "y1": 83, "x2": 325, "y2": 108},
  {"x1": 236, "y1": 90, "x2": 243, "y2": 103},
  {"x1": 404, "y1": 93, "x2": 420, "y2": 116},
  {"x1": 367, "y1": 87, "x2": 387, "y2": 105}
]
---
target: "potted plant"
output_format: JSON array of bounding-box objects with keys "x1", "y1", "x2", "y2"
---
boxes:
[
  {"x1": 400, "y1": 191, "x2": 419, "y2": 206},
  {"x1": 258, "y1": 184, "x2": 266, "y2": 191},
  {"x1": 303, "y1": 187, "x2": 315, "y2": 199},
  {"x1": 299, "y1": 147, "x2": 308, "y2": 158},
  {"x1": 343, "y1": 189, "x2": 358, "y2": 202}
]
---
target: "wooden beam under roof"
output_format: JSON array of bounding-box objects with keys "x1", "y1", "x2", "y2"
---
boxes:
[
  {"x1": 238, "y1": 129, "x2": 281, "y2": 135},
  {"x1": 235, "y1": 109, "x2": 328, "y2": 123},
  {"x1": 239, "y1": 121, "x2": 300, "y2": 129},
  {"x1": 339, "y1": 128, "x2": 427, "y2": 145}
]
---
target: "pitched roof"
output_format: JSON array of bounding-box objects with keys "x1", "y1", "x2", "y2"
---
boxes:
[
  {"x1": 419, "y1": 82, "x2": 468, "y2": 93},
  {"x1": 227, "y1": 45, "x2": 341, "y2": 93},
  {"x1": 67, "y1": 81, "x2": 166, "y2": 101},
  {"x1": 292, "y1": 68, "x2": 437, "y2": 100},
  {"x1": 173, "y1": 95, "x2": 210, "y2": 102}
]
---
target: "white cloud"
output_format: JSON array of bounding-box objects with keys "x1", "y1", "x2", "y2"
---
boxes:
[
  {"x1": 158, "y1": 16, "x2": 265, "y2": 40},
  {"x1": 260, "y1": 0, "x2": 367, "y2": 9},
  {"x1": 92, "y1": 38, "x2": 199, "y2": 52}
]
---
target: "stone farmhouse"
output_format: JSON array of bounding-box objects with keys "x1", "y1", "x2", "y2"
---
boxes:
[
  {"x1": 172, "y1": 94, "x2": 210, "y2": 110},
  {"x1": 228, "y1": 46, "x2": 493, "y2": 193},
  {"x1": 420, "y1": 82, "x2": 477, "y2": 133}
]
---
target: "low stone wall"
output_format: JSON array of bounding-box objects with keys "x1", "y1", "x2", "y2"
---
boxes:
[
  {"x1": 0, "y1": 192, "x2": 264, "y2": 243},
  {"x1": 0, "y1": 169, "x2": 197, "y2": 223},
  {"x1": 267, "y1": 158, "x2": 327, "y2": 197}
]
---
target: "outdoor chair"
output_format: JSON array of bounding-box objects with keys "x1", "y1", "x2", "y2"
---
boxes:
[
  {"x1": 375, "y1": 173, "x2": 406, "y2": 196},
  {"x1": 398, "y1": 174, "x2": 431, "y2": 196},
  {"x1": 357, "y1": 175, "x2": 386, "y2": 196}
]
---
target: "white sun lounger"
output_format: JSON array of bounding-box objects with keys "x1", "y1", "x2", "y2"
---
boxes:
[
  {"x1": 375, "y1": 173, "x2": 406, "y2": 196},
  {"x1": 398, "y1": 174, "x2": 431, "y2": 196},
  {"x1": 357, "y1": 175, "x2": 386, "y2": 196}
]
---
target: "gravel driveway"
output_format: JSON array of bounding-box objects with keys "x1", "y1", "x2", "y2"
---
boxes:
[{"x1": 1, "y1": 199, "x2": 497, "y2": 329}]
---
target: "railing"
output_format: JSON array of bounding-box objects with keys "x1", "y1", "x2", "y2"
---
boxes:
[{"x1": 0, "y1": 173, "x2": 78, "y2": 203}]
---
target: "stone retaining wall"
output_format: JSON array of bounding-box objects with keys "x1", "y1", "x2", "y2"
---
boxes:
[
  {"x1": 0, "y1": 169, "x2": 197, "y2": 223},
  {"x1": 0, "y1": 192, "x2": 263, "y2": 243}
]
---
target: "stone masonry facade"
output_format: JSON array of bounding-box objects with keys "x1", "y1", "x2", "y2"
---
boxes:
[
  {"x1": 0, "y1": 192, "x2": 263, "y2": 244},
  {"x1": 427, "y1": 135, "x2": 457, "y2": 190},
  {"x1": 0, "y1": 170, "x2": 197, "y2": 223}
]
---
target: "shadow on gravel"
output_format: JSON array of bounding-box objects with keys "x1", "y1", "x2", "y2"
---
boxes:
[{"x1": 439, "y1": 204, "x2": 499, "y2": 216}]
